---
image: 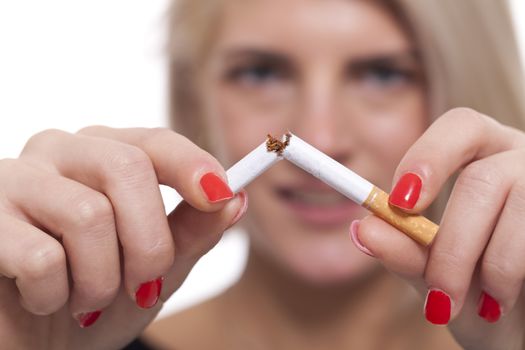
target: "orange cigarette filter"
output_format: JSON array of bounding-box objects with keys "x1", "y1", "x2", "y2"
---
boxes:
[{"x1": 363, "y1": 186, "x2": 438, "y2": 246}]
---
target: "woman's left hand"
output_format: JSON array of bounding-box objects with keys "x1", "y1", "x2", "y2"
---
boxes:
[{"x1": 353, "y1": 108, "x2": 525, "y2": 350}]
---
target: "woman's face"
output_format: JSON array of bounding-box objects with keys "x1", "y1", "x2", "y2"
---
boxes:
[{"x1": 202, "y1": 0, "x2": 427, "y2": 285}]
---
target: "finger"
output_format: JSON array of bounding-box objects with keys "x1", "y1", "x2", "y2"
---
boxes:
[
  {"x1": 20, "y1": 129, "x2": 176, "y2": 305},
  {"x1": 389, "y1": 108, "x2": 525, "y2": 212},
  {"x1": 0, "y1": 211, "x2": 68, "y2": 315},
  {"x1": 75, "y1": 126, "x2": 234, "y2": 210},
  {"x1": 160, "y1": 191, "x2": 248, "y2": 299},
  {"x1": 478, "y1": 178, "x2": 525, "y2": 322},
  {"x1": 423, "y1": 151, "x2": 523, "y2": 324},
  {"x1": 1, "y1": 159, "x2": 120, "y2": 315},
  {"x1": 353, "y1": 215, "x2": 427, "y2": 284}
]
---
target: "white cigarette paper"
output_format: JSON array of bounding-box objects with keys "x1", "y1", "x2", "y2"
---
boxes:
[
  {"x1": 282, "y1": 135, "x2": 374, "y2": 205},
  {"x1": 224, "y1": 132, "x2": 439, "y2": 246},
  {"x1": 225, "y1": 132, "x2": 374, "y2": 203},
  {"x1": 226, "y1": 140, "x2": 282, "y2": 193}
]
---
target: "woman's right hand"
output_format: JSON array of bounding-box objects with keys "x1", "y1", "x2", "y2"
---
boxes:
[{"x1": 0, "y1": 126, "x2": 247, "y2": 350}]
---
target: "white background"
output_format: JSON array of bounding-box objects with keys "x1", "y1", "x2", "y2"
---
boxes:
[{"x1": 0, "y1": 0, "x2": 524, "y2": 319}]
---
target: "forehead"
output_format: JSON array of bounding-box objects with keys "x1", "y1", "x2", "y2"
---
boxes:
[{"x1": 214, "y1": 0, "x2": 412, "y2": 57}]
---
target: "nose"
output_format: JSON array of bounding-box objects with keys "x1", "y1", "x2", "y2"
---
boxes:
[{"x1": 291, "y1": 68, "x2": 355, "y2": 164}]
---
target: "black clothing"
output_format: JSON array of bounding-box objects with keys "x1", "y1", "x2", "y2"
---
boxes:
[{"x1": 122, "y1": 338, "x2": 156, "y2": 350}]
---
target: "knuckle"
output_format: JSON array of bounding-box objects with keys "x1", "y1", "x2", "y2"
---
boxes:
[
  {"x1": 455, "y1": 162, "x2": 501, "y2": 201},
  {"x1": 141, "y1": 128, "x2": 191, "y2": 157},
  {"x1": 137, "y1": 238, "x2": 175, "y2": 270},
  {"x1": 147, "y1": 127, "x2": 178, "y2": 142},
  {"x1": 70, "y1": 193, "x2": 114, "y2": 229},
  {"x1": 22, "y1": 128, "x2": 65, "y2": 153},
  {"x1": 20, "y1": 243, "x2": 66, "y2": 283},
  {"x1": 75, "y1": 278, "x2": 120, "y2": 306},
  {"x1": 143, "y1": 127, "x2": 199, "y2": 157},
  {"x1": 102, "y1": 146, "x2": 154, "y2": 181},
  {"x1": 447, "y1": 106, "x2": 480, "y2": 118},
  {"x1": 443, "y1": 107, "x2": 500, "y2": 145},
  {"x1": 76, "y1": 125, "x2": 105, "y2": 135},
  {"x1": 482, "y1": 255, "x2": 520, "y2": 284},
  {"x1": 426, "y1": 249, "x2": 466, "y2": 294},
  {"x1": 20, "y1": 294, "x2": 66, "y2": 316},
  {"x1": 446, "y1": 107, "x2": 486, "y2": 126},
  {"x1": 429, "y1": 248, "x2": 465, "y2": 272}
]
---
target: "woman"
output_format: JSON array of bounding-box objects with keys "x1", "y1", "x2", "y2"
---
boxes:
[{"x1": 1, "y1": 0, "x2": 525, "y2": 349}]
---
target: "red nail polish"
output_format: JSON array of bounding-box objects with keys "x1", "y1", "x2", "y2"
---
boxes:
[
  {"x1": 77, "y1": 310, "x2": 102, "y2": 328},
  {"x1": 200, "y1": 172, "x2": 234, "y2": 203},
  {"x1": 425, "y1": 289, "x2": 451, "y2": 325},
  {"x1": 389, "y1": 172, "x2": 422, "y2": 210},
  {"x1": 478, "y1": 292, "x2": 501, "y2": 323},
  {"x1": 136, "y1": 277, "x2": 163, "y2": 309}
]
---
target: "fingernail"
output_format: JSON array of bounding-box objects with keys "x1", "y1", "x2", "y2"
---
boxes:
[
  {"x1": 228, "y1": 191, "x2": 248, "y2": 227},
  {"x1": 349, "y1": 220, "x2": 374, "y2": 257},
  {"x1": 424, "y1": 289, "x2": 451, "y2": 325},
  {"x1": 135, "y1": 277, "x2": 164, "y2": 309},
  {"x1": 200, "y1": 172, "x2": 234, "y2": 203},
  {"x1": 389, "y1": 172, "x2": 422, "y2": 210},
  {"x1": 478, "y1": 291, "x2": 501, "y2": 323},
  {"x1": 76, "y1": 310, "x2": 102, "y2": 328}
]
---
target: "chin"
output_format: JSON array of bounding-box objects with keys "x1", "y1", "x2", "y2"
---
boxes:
[{"x1": 245, "y1": 193, "x2": 379, "y2": 287}]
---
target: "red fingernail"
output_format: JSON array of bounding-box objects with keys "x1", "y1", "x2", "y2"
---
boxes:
[
  {"x1": 136, "y1": 277, "x2": 163, "y2": 309},
  {"x1": 349, "y1": 220, "x2": 374, "y2": 257},
  {"x1": 389, "y1": 172, "x2": 422, "y2": 210},
  {"x1": 76, "y1": 310, "x2": 102, "y2": 328},
  {"x1": 478, "y1": 291, "x2": 501, "y2": 323},
  {"x1": 424, "y1": 289, "x2": 451, "y2": 325},
  {"x1": 200, "y1": 172, "x2": 234, "y2": 203}
]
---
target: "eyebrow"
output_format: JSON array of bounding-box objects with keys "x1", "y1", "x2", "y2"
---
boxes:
[
  {"x1": 350, "y1": 50, "x2": 420, "y2": 69},
  {"x1": 219, "y1": 48, "x2": 291, "y2": 66},
  {"x1": 220, "y1": 46, "x2": 418, "y2": 62}
]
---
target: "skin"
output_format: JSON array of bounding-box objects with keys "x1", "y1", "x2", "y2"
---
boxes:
[
  {"x1": 0, "y1": 0, "x2": 525, "y2": 349},
  {"x1": 202, "y1": 0, "x2": 427, "y2": 286},
  {"x1": 145, "y1": 0, "x2": 439, "y2": 348},
  {"x1": 146, "y1": 1, "x2": 525, "y2": 349},
  {"x1": 0, "y1": 126, "x2": 246, "y2": 349}
]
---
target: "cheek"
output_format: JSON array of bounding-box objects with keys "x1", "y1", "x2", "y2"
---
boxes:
[{"x1": 358, "y1": 93, "x2": 427, "y2": 188}]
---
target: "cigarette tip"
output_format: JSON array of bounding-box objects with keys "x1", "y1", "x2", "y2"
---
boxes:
[{"x1": 266, "y1": 132, "x2": 292, "y2": 155}]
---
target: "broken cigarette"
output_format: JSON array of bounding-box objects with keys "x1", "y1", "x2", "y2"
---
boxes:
[
  {"x1": 225, "y1": 133, "x2": 438, "y2": 246},
  {"x1": 225, "y1": 139, "x2": 282, "y2": 193}
]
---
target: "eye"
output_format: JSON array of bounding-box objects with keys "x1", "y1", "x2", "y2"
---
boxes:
[
  {"x1": 347, "y1": 55, "x2": 420, "y2": 90},
  {"x1": 368, "y1": 65, "x2": 407, "y2": 81},
  {"x1": 226, "y1": 62, "x2": 287, "y2": 86},
  {"x1": 356, "y1": 65, "x2": 415, "y2": 87}
]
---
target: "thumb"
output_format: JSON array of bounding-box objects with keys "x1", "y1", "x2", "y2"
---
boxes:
[
  {"x1": 160, "y1": 191, "x2": 248, "y2": 300},
  {"x1": 350, "y1": 214, "x2": 428, "y2": 286}
]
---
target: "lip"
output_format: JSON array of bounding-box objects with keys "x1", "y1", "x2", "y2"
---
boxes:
[{"x1": 274, "y1": 182, "x2": 362, "y2": 227}]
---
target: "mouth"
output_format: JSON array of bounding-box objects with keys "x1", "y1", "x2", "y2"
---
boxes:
[
  {"x1": 277, "y1": 188, "x2": 349, "y2": 206},
  {"x1": 275, "y1": 185, "x2": 362, "y2": 227}
]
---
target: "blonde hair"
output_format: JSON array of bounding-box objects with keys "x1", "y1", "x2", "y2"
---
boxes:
[
  {"x1": 398, "y1": 0, "x2": 525, "y2": 126},
  {"x1": 167, "y1": 0, "x2": 525, "y2": 220}
]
